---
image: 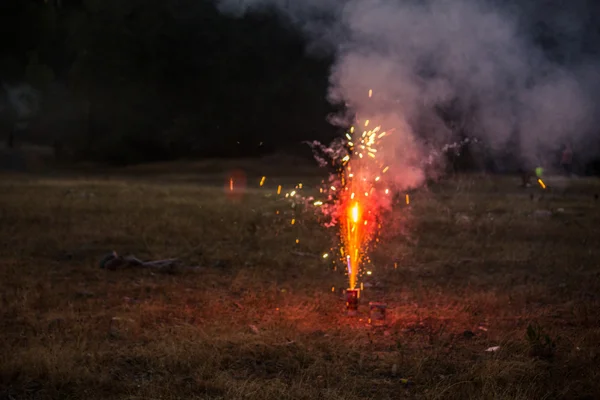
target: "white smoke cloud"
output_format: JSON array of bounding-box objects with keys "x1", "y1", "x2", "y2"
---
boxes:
[{"x1": 216, "y1": 0, "x2": 600, "y2": 179}]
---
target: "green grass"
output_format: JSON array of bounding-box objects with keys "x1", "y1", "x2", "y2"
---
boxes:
[{"x1": 1, "y1": 166, "x2": 599, "y2": 399}]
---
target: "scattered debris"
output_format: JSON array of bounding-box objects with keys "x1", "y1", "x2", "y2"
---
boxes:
[
  {"x1": 399, "y1": 378, "x2": 413, "y2": 387},
  {"x1": 391, "y1": 364, "x2": 398, "y2": 376},
  {"x1": 249, "y1": 325, "x2": 260, "y2": 334},
  {"x1": 455, "y1": 213, "x2": 472, "y2": 224},
  {"x1": 485, "y1": 346, "x2": 500, "y2": 352},
  {"x1": 531, "y1": 210, "x2": 552, "y2": 218}
]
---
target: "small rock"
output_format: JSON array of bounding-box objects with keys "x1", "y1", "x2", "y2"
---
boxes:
[
  {"x1": 75, "y1": 290, "x2": 94, "y2": 298},
  {"x1": 391, "y1": 364, "x2": 398, "y2": 376},
  {"x1": 212, "y1": 260, "x2": 228, "y2": 269},
  {"x1": 109, "y1": 317, "x2": 136, "y2": 337},
  {"x1": 249, "y1": 325, "x2": 260, "y2": 334},
  {"x1": 485, "y1": 346, "x2": 500, "y2": 352},
  {"x1": 463, "y1": 330, "x2": 475, "y2": 339},
  {"x1": 455, "y1": 213, "x2": 471, "y2": 224}
]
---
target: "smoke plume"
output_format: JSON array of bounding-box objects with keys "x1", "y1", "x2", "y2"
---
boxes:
[{"x1": 216, "y1": 0, "x2": 600, "y2": 182}]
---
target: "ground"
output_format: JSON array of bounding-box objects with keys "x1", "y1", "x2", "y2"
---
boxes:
[{"x1": 1, "y1": 161, "x2": 599, "y2": 400}]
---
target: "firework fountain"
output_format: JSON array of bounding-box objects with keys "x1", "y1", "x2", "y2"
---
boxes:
[{"x1": 304, "y1": 90, "x2": 396, "y2": 314}]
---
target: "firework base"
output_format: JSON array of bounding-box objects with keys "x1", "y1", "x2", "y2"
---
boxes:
[{"x1": 346, "y1": 289, "x2": 359, "y2": 316}]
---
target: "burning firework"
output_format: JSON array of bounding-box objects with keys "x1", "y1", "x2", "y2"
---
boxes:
[
  {"x1": 268, "y1": 90, "x2": 401, "y2": 311},
  {"x1": 336, "y1": 119, "x2": 392, "y2": 290},
  {"x1": 303, "y1": 90, "x2": 394, "y2": 296}
]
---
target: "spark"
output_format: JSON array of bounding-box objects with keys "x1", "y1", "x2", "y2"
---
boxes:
[
  {"x1": 277, "y1": 185, "x2": 282, "y2": 195},
  {"x1": 406, "y1": 194, "x2": 410, "y2": 204},
  {"x1": 259, "y1": 176, "x2": 266, "y2": 186},
  {"x1": 368, "y1": 89, "x2": 373, "y2": 98},
  {"x1": 229, "y1": 177, "x2": 234, "y2": 191},
  {"x1": 538, "y1": 178, "x2": 547, "y2": 189}
]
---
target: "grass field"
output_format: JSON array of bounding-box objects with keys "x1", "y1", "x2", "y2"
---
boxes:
[{"x1": 1, "y1": 164, "x2": 600, "y2": 399}]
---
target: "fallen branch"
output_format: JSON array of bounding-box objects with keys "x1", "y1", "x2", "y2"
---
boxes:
[
  {"x1": 290, "y1": 251, "x2": 319, "y2": 259},
  {"x1": 99, "y1": 251, "x2": 200, "y2": 273}
]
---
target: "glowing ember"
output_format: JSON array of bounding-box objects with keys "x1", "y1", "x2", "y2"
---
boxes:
[{"x1": 538, "y1": 178, "x2": 546, "y2": 189}]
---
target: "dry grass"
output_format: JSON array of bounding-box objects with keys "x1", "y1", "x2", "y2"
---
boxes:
[{"x1": 1, "y1": 166, "x2": 600, "y2": 399}]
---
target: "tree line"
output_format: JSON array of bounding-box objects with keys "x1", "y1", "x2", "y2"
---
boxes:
[
  {"x1": 1, "y1": 0, "x2": 599, "y2": 174},
  {"x1": 0, "y1": 0, "x2": 339, "y2": 164}
]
